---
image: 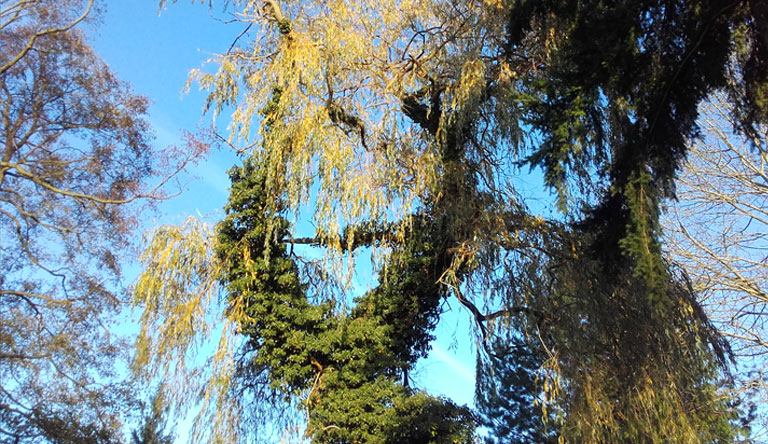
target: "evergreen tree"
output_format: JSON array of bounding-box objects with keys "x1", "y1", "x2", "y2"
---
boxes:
[
  {"x1": 130, "y1": 389, "x2": 174, "y2": 444},
  {"x1": 475, "y1": 330, "x2": 557, "y2": 444},
  {"x1": 134, "y1": 0, "x2": 768, "y2": 442},
  {"x1": 214, "y1": 149, "x2": 478, "y2": 443}
]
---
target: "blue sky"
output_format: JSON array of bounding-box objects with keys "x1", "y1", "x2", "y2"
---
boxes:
[
  {"x1": 92, "y1": 1, "x2": 237, "y2": 220},
  {"x1": 90, "y1": 0, "x2": 478, "y2": 437}
]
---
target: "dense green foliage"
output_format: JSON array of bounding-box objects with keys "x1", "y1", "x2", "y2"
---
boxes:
[
  {"x1": 216, "y1": 159, "x2": 475, "y2": 443},
  {"x1": 216, "y1": 0, "x2": 765, "y2": 440},
  {"x1": 136, "y1": 0, "x2": 768, "y2": 442},
  {"x1": 506, "y1": 0, "x2": 765, "y2": 297}
]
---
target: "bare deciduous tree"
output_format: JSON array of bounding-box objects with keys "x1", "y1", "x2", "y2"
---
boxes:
[
  {"x1": 0, "y1": 0, "x2": 206, "y2": 441},
  {"x1": 664, "y1": 92, "x2": 768, "y2": 434}
]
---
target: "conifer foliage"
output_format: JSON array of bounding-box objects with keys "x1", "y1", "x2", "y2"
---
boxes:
[
  {"x1": 215, "y1": 154, "x2": 476, "y2": 442},
  {"x1": 136, "y1": 0, "x2": 767, "y2": 442}
]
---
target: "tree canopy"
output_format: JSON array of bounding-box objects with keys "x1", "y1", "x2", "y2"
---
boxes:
[
  {"x1": 663, "y1": 92, "x2": 768, "y2": 435},
  {"x1": 0, "y1": 0, "x2": 205, "y2": 441},
  {"x1": 135, "y1": 0, "x2": 767, "y2": 442}
]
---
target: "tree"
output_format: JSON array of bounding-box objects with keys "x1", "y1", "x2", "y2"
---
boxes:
[
  {"x1": 663, "y1": 92, "x2": 768, "y2": 437},
  {"x1": 475, "y1": 327, "x2": 557, "y2": 444},
  {"x1": 0, "y1": 0, "x2": 204, "y2": 441},
  {"x1": 135, "y1": 0, "x2": 766, "y2": 442},
  {"x1": 215, "y1": 158, "x2": 476, "y2": 443},
  {"x1": 131, "y1": 388, "x2": 175, "y2": 444}
]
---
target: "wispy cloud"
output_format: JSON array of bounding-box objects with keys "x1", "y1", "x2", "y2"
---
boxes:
[{"x1": 431, "y1": 343, "x2": 475, "y2": 385}]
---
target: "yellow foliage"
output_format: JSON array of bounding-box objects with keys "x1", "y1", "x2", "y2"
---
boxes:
[
  {"x1": 189, "y1": 0, "x2": 518, "y2": 236},
  {"x1": 132, "y1": 217, "x2": 245, "y2": 441},
  {"x1": 133, "y1": 217, "x2": 219, "y2": 378}
]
